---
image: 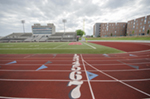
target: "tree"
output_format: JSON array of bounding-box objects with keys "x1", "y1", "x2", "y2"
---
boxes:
[
  {"x1": 76, "y1": 29, "x2": 85, "y2": 37},
  {"x1": 111, "y1": 33, "x2": 113, "y2": 36},
  {"x1": 132, "y1": 30, "x2": 134, "y2": 35},
  {"x1": 147, "y1": 30, "x2": 149, "y2": 35}
]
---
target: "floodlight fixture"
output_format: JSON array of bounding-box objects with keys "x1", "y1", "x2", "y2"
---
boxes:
[
  {"x1": 62, "y1": 19, "x2": 67, "y2": 35},
  {"x1": 21, "y1": 20, "x2": 25, "y2": 33}
]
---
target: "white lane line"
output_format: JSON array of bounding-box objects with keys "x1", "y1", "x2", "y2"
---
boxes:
[
  {"x1": 128, "y1": 49, "x2": 150, "y2": 53},
  {"x1": 0, "y1": 96, "x2": 50, "y2": 99},
  {"x1": 0, "y1": 78, "x2": 150, "y2": 82},
  {"x1": 24, "y1": 55, "x2": 31, "y2": 58},
  {"x1": 80, "y1": 54, "x2": 95, "y2": 99},
  {"x1": 1, "y1": 68, "x2": 150, "y2": 72},
  {"x1": 84, "y1": 43, "x2": 96, "y2": 49},
  {"x1": 1, "y1": 58, "x2": 150, "y2": 61},
  {"x1": 83, "y1": 60, "x2": 150, "y2": 97}
]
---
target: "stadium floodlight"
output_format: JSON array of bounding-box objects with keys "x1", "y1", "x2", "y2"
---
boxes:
[
  {"x1": 62, "y1": 19, "x2": 67, "y2": 35},
  {"x1": 21, "y1": 20, "x2": 25, "y2": 33}
]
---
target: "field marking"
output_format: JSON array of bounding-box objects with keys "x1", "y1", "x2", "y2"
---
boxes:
[
  {"x1": 83, "y1": 58, "x2": 150, "y2": 97},
  {"x1": 84, "y1": 43, "x2": 96, "y2": 49},
  {"x1": 80, "y1": 54, "x2": 95, "y2": 99},
  {"x1": 53, "y1": 43, "x2": 67, "y2": 49}
]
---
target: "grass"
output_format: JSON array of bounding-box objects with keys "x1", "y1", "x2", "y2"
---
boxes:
[
  {"x1": 86, "y1": 36, "x2": 150, "y2": 40},
  {"x1": 0, "y1": 42, "x2": 124, "y2": 54}
]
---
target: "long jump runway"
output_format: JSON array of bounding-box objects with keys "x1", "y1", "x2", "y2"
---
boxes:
[{"x1": 0, "y1": 44, "x2": 150, "y2": 98}]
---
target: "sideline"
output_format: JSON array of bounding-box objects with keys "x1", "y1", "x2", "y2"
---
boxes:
[{"x1": 84, "y1": 43, "x2": 96, "y2": 49}]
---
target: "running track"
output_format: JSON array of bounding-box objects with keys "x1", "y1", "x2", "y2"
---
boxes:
[{"x1": 0, "y1": 42, "x2": 150, "y2": 99}]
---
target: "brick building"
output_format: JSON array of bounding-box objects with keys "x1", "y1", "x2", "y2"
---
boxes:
[
  {"x1": 94, "y1": 14, "x2": 150, "y2": 37},
  {"x1": 127, "y1": 15, "x2": 150, "y2": 36},
  {"x1": 94, "y1": 22, "x2": 127, "y2": 37}
]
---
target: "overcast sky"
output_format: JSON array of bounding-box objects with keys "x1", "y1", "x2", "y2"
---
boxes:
[{"x1": 0, "y1": 0, "x2": 150, "y2": 36}]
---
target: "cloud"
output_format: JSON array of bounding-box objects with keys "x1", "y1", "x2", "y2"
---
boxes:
[{"x1": 0, "y1": 0, "x2": 149, "y2": 36}]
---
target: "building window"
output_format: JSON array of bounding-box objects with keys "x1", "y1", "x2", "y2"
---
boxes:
[
  {"x1": 143, "y1": 26, "x2": 145, "y2": 31},
  {"x1": 137, "y1": 23, "x2": 138, "y2": 25},
  {"x1": 141, "y1": 26, "x2": 142, "y2": 28},
  {"x1": 136, "y1": 20, "x2": 138, "y2": 22},
  {"x1": 136, "y1": 27, "x2": 138, "y2": 29},
  {"x1": 148, "y1": 21, "x2": 150, "y2": 24},
  {"x1": 149, "y1": 25, "x2": 150, "y2": 27},
  {"x1": 141, "y1": 19, "x2": 143, "y2": 21},
  {"x1": 139, "y1": 30, "x2": 141, "y2": 32},
  {"x1": 140, "y1": 23, "x2": 142, "y2": 25}
]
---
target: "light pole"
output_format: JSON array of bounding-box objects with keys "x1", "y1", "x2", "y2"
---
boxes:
[
  {"x1": 21, "y1": 20, "x2": 25, "y2": 33},
  {"x1": 62, "y1": 19, "x2": 67, "y2": 35}
]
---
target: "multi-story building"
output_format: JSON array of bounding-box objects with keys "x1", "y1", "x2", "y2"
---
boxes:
[
  {"x1": 94, "y1": 22, "x2": 127, "y2": 37},
  {"x1": 127, "y1": 15, "x2": 150, "y2": 36},
  {"x1": 93, "y1": 23, "x2": 101, "y2": 37},
  {"x1": 32, "y1": 23, "x2": 55, "y2": 35},
  {"x1": 94, "y1": 14, "x2": 150, "y2": 37}
]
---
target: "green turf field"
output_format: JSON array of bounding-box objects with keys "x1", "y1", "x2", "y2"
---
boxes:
[{"x1": 0, "y1": 42, "x2": 124, "y2": 54}]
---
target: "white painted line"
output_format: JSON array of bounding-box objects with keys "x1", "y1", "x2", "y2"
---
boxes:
[
  {"x1": 0, "y1": 78, "x2": 150, "y2": 82},
  {"x1": 24, "y1": 55, "x2": 31, "y2": 59},
  {"x1": 53, "y1": 43, "x2": 66, "y2": 49},
  {"x1": 0, "y1": 61, "x2": 150, "y2": 66},
  {"x1": 84, "y1": 43, "x2": 96, "y2": 49},
  {"x1": 128, "y1": 49, "x2": 150, "y2": 54},
  {"x1": 80, "y1": 54, "x2": 95, "y2": 99},
  {"x1": 83, "y1": 59, "x2": 150, "y2": 97},
  {"x1": 0, "y1": 68, "x2": 150, "y2": 72},
  {"x1": 0, "y1": 96, "x2": 50, "y2": 99}
]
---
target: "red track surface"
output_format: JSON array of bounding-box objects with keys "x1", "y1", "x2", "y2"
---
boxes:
[
  {"x1": 0, "y1": 42, "x2": 150, "y2": 99},
  {"x1": 89, "y1": 42, "x2": 150, "y2": 52}
]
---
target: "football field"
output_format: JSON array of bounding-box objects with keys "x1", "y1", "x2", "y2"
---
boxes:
[{"x1": 0, "y1": 42, "x2": 124, "y2": 54}]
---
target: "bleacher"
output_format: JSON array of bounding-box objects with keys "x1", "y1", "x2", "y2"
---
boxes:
[
  {"x1": 61, "y1": 32, "x2": 77, "y2": 42},
  {"x1": 0, "y1": 32, "x2": 77, "y2": 42},
  {"x1": 0, "y1": 33, "x2": 32, "y2": 43},
  {"x1": 47, "y1": 32, "x2": 77, "y2": 42}
]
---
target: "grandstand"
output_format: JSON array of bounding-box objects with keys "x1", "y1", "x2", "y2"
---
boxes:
[
  {"x1": 0, "y1": 32, "x2": 77, "y2": 42},
  {"x1": 0, "y1": 23, "x2": 77, "y2": 42},
  {"x1": 0, "y1": 33, "x2": 32, "y2": 43}
]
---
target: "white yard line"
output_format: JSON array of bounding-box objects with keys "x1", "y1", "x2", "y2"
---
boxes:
[
  {"x1": 83, "y1": 59, "x2": 150, "y2": 97},
  {"x1": 80, "y1": 54, "x2": 95, "y2": 99},
  {"x1": 53, "y1": 43, "x2": 67, "y2": 49},
  {"x1": 84, "y1": 43, "x2": 96, "y2": 49}
]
